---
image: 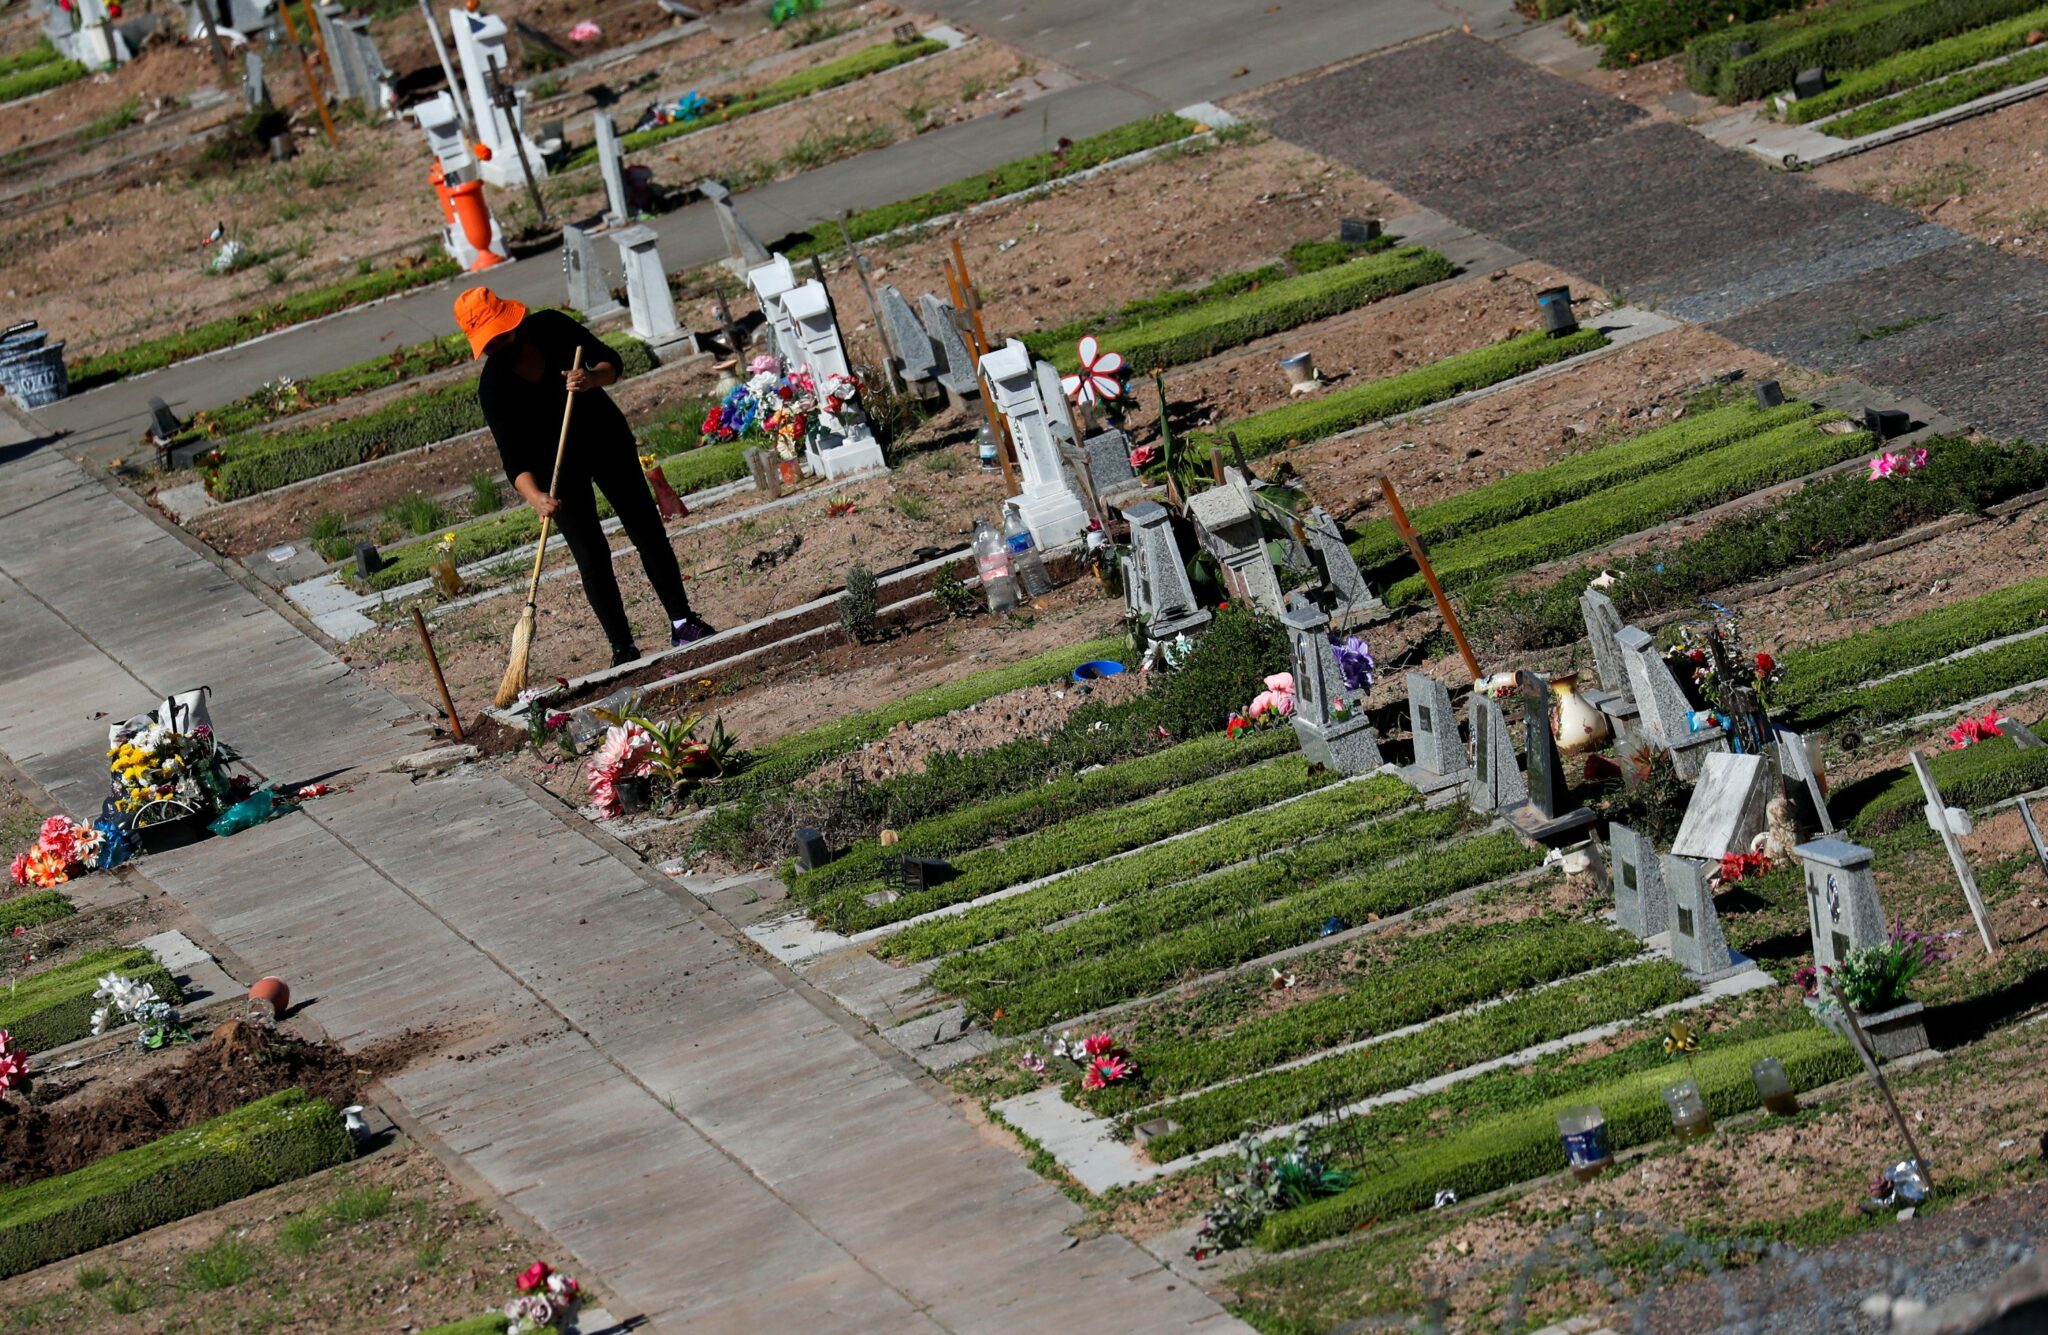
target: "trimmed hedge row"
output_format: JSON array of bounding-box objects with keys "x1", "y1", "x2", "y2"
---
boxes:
[
  {"x1": 421, "y1": 1319, "x2": 511, "y2": 1335},
  {"x1": 1851, "y1": 735, "x2": 2048, "y2": 838},
  {"x1": 1350, "y1": 400, "x2": 1820, "y2": 574},
  {"x1": 1812, "y1": 630, "x2": 2048, "y2": 730},
  {"x1": 182, "y1": 330, "x2": 473, "y2": 443},
  {"x1": 1787, "y1": 5, "x2": 2048, "y2": 122},
  {"x1": 973, "y1": 830, "x2": 1544, "y2": 1032},
  {"x1": 0, "y1": 1088, "x2": 354, "y2": 1278},
  {"x1": 0, "y1": 890, "x2": 75, "y2": 935},
  {"x1": 1142, "y1": 959, "x2": 1693, "y2": 1162},
  {"x1": 1258, "y1": 1027, "x2": 1857, "y2": 1250},
  {"x1": 791, "y1": 727, "x2": 1296, "y2": 905},
  {"x1": 1193, "y1": 329, "x2": 1610, "y2": 464},
  {"x1": 820, "y1": 754, "x2": 1341, "y2": 932},
  {"x1": 1483, "y1": 437, "x2": 2048, "y2": 653},
  {"x1": 71, "y1": 258, "x2": 463, "y2": 389},
  {"x1": 1777, "y1": 575, "x2": 2048, "y2": 715},
  {"x1": 781, "y1": 114, "x2": 1196, "y2": 258},
  {"x1": 0, "y1": 948, "x2": 182, "y2": 1054},
  {"x1": 1087, "y1": 917, "x2": 1646, "y2": 1116},
  {"x1": 888, "y1": 774, "x2": 1421, "y2": 963},
  {"x1": 1688, "y1": 0, "x2": 2044, "y2": 101},
  {"x1": 1028, "y1": 247, "x2": 1455, "y2": 376},
  {"x1": 0, "y1": 39, "x2": 63, "y2": 75},
  {"x1": 1826, "y1": 42, "x2": 2048, "y2": 138},
  {"x1": 0, "y1": 51, "x2": 84, "y2": 105},
  {"x1": 363, "y1": 437, "x2": 742, "y2": 591},
  {"x1": 927, "y1": 804, "x2": 1463, "y2": 990},
  {"x1": 565, "y1": 38, "x2": 945, "y2": 167},
  {"x1": 1389, "y1": 416, "x2": 1867, "y2": 604},
  {"x1": 208, "y1": 333, "x2": 654, "y2": 501},
  {"x1": 1587, "y1": 0, "x2": 1803, "y2": 69}
]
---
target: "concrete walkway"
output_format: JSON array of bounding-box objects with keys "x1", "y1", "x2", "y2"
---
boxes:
[{"x1": 0, "y1": 421, "x2": 1239, "y2": 1332}]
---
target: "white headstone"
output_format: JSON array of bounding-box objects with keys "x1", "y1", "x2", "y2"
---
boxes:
[
  {"x1": 783, "y1": 278, "x2": 885, "y2": 479},
  {"x1": 562, "y1": 224, "x2": 620, "y2": 319},
  {"x1": 609, "y1": 224, "x2": 691, "y2": 352},
  {"x1": 447, "y1": 8, "x2": 546, "y2": 189},
  {"x1": 414, "y1": 90, "x2": 472, "y2": 176},
  {"x1": 1671, "y1": 751, "x2": 1773, "y2": 861},
  {"x1": 593, "y1": 112, "x2": 629, "y2": 223},
  {"x1": 978, "y1": 339, "x2": 1088, "y2": 550},
  {"x1": 746, "y1": 255, "x2": 802, "y2": 366}
]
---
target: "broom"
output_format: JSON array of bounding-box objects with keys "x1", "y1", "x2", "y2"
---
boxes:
[{"x1": 493, "y1": 347, "x2": 584, "y2": 709}]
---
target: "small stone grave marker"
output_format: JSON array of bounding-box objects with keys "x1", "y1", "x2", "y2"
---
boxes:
[
  {"x1": 592, "y1": 112, "x2": 629, "y2": 222},
  {"x1": 1795, "y1": 837, "x2": 1885, "y2": 971},
  {"x1": 918, "y1": 292, "x2": 980, "y2": 400},
  {"x1": 1608, "y1": 823, "x2": 1669, "y2": 938},
  {"x1": 1663, "y1": 853, "x2": 1735, "y2": 978},
  {"x1": 1671, "y1": 751, "x2": 1772, "y2": 860},
  {"x1": 1400, "y1": 672, "x2": 1469, "y2": 792},
  {"x1": 1339, "y1": 218, "x2": 1381, "y2": 244},
  {"x1": 700, "y1": 178, "x2": 770, "y2": 275},
  {"x1": 1081, "y1": 427, "x2": 1142, "y2": 505},
  {"x1": 1579, "y1": 588, "x2": 1633, "y2": 706},
  {"x1": 1467, "y1": 690, "x2": 1528, "y2": 816},
  {"x1": 1188, "y1": 471, "x2": 1285, "y2": 616},
  {"x1": 1285, "y1": 604, "x2": 1383, "y2": 774},
  {"x1": 1775, "y1": 727, "x2": 1833, "y2": 835},
  {"x1": 561, "y1": 224, "x2": 621, "y2": 319},
  {"x1": 610, "y1": 225, "x2": 693, "y2": 356},
  {"x1": 1304, "y1": 505, "x2": 1381, "y2": 618},
  {"x1": 878, "y1": 284, "x2": 936, "y2": 382},
  {"x1": 1121, "y1": 500, "x2": 1210, "y2": 641},
  {"x1": 1617, "y1": 625, "x2": 1728, "y2": 778},
  {"x1": 1502, "y1": 671, "x2": 1595, "y2": 841}
]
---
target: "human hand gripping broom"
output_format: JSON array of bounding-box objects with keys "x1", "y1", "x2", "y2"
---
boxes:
[{"x1": 493, "y1": 347, "x2": 583, "y2": 709}]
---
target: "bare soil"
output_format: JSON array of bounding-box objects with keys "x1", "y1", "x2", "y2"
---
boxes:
[{"x1": 1814, "y1": 95, "x2": 2048, "y2": 255}]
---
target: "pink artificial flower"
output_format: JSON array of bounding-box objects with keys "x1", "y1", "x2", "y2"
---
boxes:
[
  {"x1": 1909, "y1": 447, "x2": 1929, "y2": 470},
  {"x1": 1081, "y1": 1054, "x2": 1134, "y2": 1089},
  {"x1": 567, "y1": 19, "x2": 601, "y2": 39},
  {"x1": 1018, "y1": 1050, "x2": 1047, "y2": 1075},
  {"x1": 747, "y1": 355, "x2": 780, "y2": 377},
  {"x1": 1246, "y1": 672, "x2": 1297, "y2": 722},
  {"x1": 1867, "y1": 452, "x2": 1907, "y2": 481},
  {"x1": 1128, "y1": 444, "x2": 1159, "y2": 469},
  {"x1": 1949, "y1": 711, "x2": 2005, "y2": 749},
  {"x1": 1082, "y1": 1032, "x2": 1116, "y2": 1058}
]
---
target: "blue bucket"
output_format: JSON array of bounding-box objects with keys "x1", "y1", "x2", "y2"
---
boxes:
[{"x1": 1072, "y1": 659, "x2": 1126, "y2": 683}]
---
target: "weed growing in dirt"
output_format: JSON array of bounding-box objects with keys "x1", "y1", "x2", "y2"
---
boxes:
[
  {"x1": 183, "y1": 1235, "x2": 256, "y2": 1291},
  {"x1": 891, "y1": 494, "x2": 930, "y2": 521},
  {"x1": 101, "y1": 1279, "x2": 147, "y2": 1314},
  {"x1": 81, "y1": 97, "x2": 139, "y2": 143},
  {"x1": 384, "y1": 492, "x2": 449, "y2": 535},
  {"x1": 1884, "y1": 161, "x2": 1985, "y2": 208},
  {"x1": 529, "y1": 75, "x2": 564, "y2": 99},
  {"x1": 468, "y1": 470, "x2": 504, "y2": 515},
  {"x1": 920, "y1": 451, "x2": 963, "y2": 473},
  {"x1": 929, "y1": 562, "x2": 981, "y2": 618},
  {"x1": 278, "y1": 1212, "x2": 325, "y2": 1256},
  {"x1": 417, "y1": 1239, "x2": 447, "y2": 1270},
  {"x1": 785, "y1": 122, "x2": 892, "y2": 172},
  {"x1": 787, "y1": 14, "x2": 857, "y2": 45},
  {"x1": 1853, "y1": 312, "x2": 1942, "y2": 342},
  {"x1": 329, "y1": 1184, "x2": 395, "y2": 1224},
  {"x1": 74, "y1": 1267, "x2": 110, "y2": 1291}
]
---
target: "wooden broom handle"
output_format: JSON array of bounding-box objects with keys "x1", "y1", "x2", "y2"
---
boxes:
[{"x1": 522, "y1": 348, "x2": 585, "y2": 598}]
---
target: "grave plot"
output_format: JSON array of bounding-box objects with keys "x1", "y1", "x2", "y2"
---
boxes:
[{"x1": 1811, "y1": 94, "x2": 2048, "y2": 254}]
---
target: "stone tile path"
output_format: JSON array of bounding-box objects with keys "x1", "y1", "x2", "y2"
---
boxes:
[{"x1": 0, "y1": 420, "x2": 1240, "y2": 1334}]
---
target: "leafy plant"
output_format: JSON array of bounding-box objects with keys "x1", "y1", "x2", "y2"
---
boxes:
[
  {"x1": 183, "y1": 1234, "x2": 255, "y2": 1291},
  {"x1": 1786, "y1": 6, "x2": 2048, "y2": 122},
  {"x1": 1798, "y1": 921, "x2": 1947, "y2": 1016},
  {"x1": 383, "y1": 492, "x2": 449, "y2": 535},
  {"x1": 928, "y1": 562, "x2": 981, "y2": 618},
  {"x1": 1826, "y1": 44, "x2": 2048, "y2": 138},
  {"x1": 1691, "y1": 0, "x2": 2044, "y2": 101},
  {"x1": 1199, "y1": 1130, "x2": 1355, "y2": 1251},
  {"x1": 1596, "y1": 735, "x2": 1692, "y2": 845},
  {"x1": 468, "y1": 470, "x2": 504, "y2": 515},
  {"x1": 839, "y1": 564, "x2": 882, "y2": 644}
]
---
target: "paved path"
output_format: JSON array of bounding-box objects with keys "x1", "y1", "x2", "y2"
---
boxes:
[{"x1": 0, "y1": 418, "x2": 1240, "y2": 1333}]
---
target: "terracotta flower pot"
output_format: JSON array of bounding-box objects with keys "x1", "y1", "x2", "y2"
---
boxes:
[{"x1": 249, "y1": 976, "x2": 290, "y2": 1019}]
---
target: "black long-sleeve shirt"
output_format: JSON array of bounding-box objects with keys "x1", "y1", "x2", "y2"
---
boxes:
[{"x1": 477, "y1": 309, "x2": 635, "y2": 486}]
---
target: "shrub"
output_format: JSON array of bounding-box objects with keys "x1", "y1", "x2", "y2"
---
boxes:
[
  {"x1": 1590, "y1": 0, "x2": 1803, "y2": 69},
  {"x1": 839, "y1": 564, "x2": 881, "y2": 643},
  {"x1": 780, "y1": 115, "x2": 1196, "y2": 258},
  {"x1": 1257, "y1": 1028, "x2": 1857, "y2": 1250},
  {"x1": 1787, "y1": 6, "x2": 2048, "y2": 121},
  {"x1": 1385, "y1": 415, "x2": 1869, "y2": 603},
  {"x1": 0, "y1": 948, "x2": 182, "y2": 1054},
  {"x1": 384, "y1": 492, "x2": 449, "y2": 535},
  {"x1": 928, "y1": 561, "x2": 981, "y2": 617},
  {"x1": 1695, "y1": 0, "x2": 2046, "y2": 101},
  {"x1": 0, "y1": 1089, "x2": 354, "y2": 1278},
  {"x1": 0, "y1": 39, "x2": 63, "y2": 76},
  {"x1": 176, "y1": 330, "x2": 473, "y2": 443},
  {"x1": 1023, "y1": 247, "x2": 1455, "y2": 375},
  {"x1": 1194, "y1": 329, "x2": 1609, "y2": 464},
  {"x1": 1811, "y1": 633, "x2": 2048, "y2": 731},
  {"x1": 0, "y1": 53, "x2": 86, "y2": 107},
  {"x1": 1824, "y1": 43, "x2": 2048, "y2": 138},
  {"x1": 0, "y1": 890, "x2": 74, "y2": 935}
]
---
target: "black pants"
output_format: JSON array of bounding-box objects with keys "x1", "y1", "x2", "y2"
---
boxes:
[{"x1": 553, "y1": 443, "x2": 692, "y2": 653}]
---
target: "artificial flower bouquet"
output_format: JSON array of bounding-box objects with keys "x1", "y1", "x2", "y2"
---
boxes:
[
  {"x1": 8, "y1": 815, "x2": 103, "y2": 889},
  {"x1": 504, "y1": 1261, "x2": 581, "y2": 1334},
  {"x1": 700, "y1": 356, "x2": 869, "y2": 464}
]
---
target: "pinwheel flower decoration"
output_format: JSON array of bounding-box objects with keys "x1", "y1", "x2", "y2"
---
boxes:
[{"x1": 1060, "y1": 335, "x2": 1125, "y2": 406}]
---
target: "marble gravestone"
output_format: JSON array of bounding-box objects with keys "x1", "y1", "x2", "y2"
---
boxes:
[
  {"x1": 1616, "y1": 625, "x2": 1729, "y2": 779},
  {"x1": 1608, "y1": 823, "x2": 1669, "y2": 939},
  {"x1": 979, "y1": 339, "x2": 1088, "y2": 549},
  {"x1": 242, "y1": 50, "x2": 268, "y2": 110},
  {"x1": 1467, "y1": 690, "x2": 1528, "y2": 816},
  {"x1": 561, "y1": 224, "x2": 621, "y2": 319},
  {"x1": 591, "y1": 112, "x2": 630, "y2": 223},
  {"x1": 784, "y1": 278, "x2": 886, "y2": 478},
  {"x1": 1121, "y1": 500, "x2": 1210, "y2": 641},
  {"x1": 878, "y1": 285, "x2": 937, "y2": 383},
  {"x1": 1795, "y1": 838, "x2": 1886, "y2": 971},
  {"x1": 1081, "y1": 428, "x2": 1145, "y2": 507},
  {"x1": 1398, "y1": 672, "x2": 1468, "y2": 795},
  {"x1": 745, "y1": 255, "x2": 802, "y2": 367},
  {"x1": 609, "y1": 225, "x2": 694, "y2": 358},
  {"x1": 918, "y1": 293, "x2": 980, "y2": 400},
  {"x1": 1579, "y1": 589, "x2": 1636, "y2": 717},
  {"x1": 1670, "y1": 751, "x2": 1773, "y2": 861},
  {"x1": 448, "y1": 8, "x2": 546, "y2": 190},
  {"x1": 1502, "y1": 671, "x2": 1596, "y2": 841},
  {"x1": 1663, "y1": 853, "x2": 1736, "y2": 978},
  {"x1": 699, "y1": 178, "x2": 769, "y2": 275},
  {"x1": 1284, "y1": 605, "x2": 1384, "y2": 775},
  {"x1": 1186, "y1": 469, "x2": 1286, "y2": 616},
  {"x1": 1304, "y1": 505, "x2": 1382, "y2": 619}
]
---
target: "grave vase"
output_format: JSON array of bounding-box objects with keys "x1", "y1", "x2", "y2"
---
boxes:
[
  {"x1": 1548, "y1": 672, "x2": 1611, "y2": 757},
  {"x1": 1855, "y1": 1000, "x2": 1929, "y2": 1061},
  {"x1": 1662, "y1": 1078, "x2": 1713, "y2": 1142}
]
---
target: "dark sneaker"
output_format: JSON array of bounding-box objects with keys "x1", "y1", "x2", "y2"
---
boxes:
[
  {"x1": 609, "y1": 643, "x2": 641, "y2": 668},
  {"x1": 670, "y1": 616, "x2": 717, "y2": 647}
]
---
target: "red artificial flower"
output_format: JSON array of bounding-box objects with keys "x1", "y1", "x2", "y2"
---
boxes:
[
  {"x1": 1719, "y1": 851, "x2": 1772, "y2": 882},
  {"x1": 1226, "y1": 713, "x2": 1247, "y2": 739},
  {"x1": 1754, "y1": 652, "x2": 1776, "y2": 677},
  {"x1": 518, "y1": 1261, "x2": 553, "y2": 1294},
  {"x1": 1081, "y1": 1054, "x2": 1134, "y2": 1089},
  {"x1": 1082, "y1": 1032, "x2": 1116, "y2": 1058},
  {"x1": 1687, "y1": 648, "x2": 1706, "y2": 664}
]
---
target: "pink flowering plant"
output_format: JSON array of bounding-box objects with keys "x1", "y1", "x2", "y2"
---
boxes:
[
  {"x1": 0, "y1": 1030, "x2": 29, "y2": 1101},
  {"x1": 1795, "y1": 919, "x2": 1947, "y2": 1025},
  {"x1": 1867, "y1": 447, "x2": 1929, "y2": 481},
  {"x1": 502, "y1": 1260, "x2": 582, "y2": 1334},
  {"x1": 1016, "y1": 1028, "x2": 1138, "y2": 1092},
  {"x1": 1228, "y1": 673, "x2": 1296, "y2": 738}
]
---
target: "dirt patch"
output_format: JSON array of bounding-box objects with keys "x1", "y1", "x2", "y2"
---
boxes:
[
  {"x1": 1812, "y1": 95, "x2": 2048, "y2": 256},
  {"x1": 0, "y1": 1019, "x2": 434, "y2": 1188}
]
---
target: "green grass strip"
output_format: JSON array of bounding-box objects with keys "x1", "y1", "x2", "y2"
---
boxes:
[
  {"x1": 0, "y1": 53, "x2": 85, "y2": 106},
  {"x1": 0, "y1": 891, "x2": 75, "y2": 935},
  {"x1": 1788, "y1": 5, "x2": 2048, "y2": 121},
  {"x1": 182, "y1": 330, "x2": 473, "y2": 442},
  {"x1": 825, "y1": 752, "x2": 1342, "y2": 932},
  {"x1": 724, "y1": 637, "x2": 1128, "y2": 795},
  {"x1": 1088, "y1": 917, "x2": 1647, "y2": 1116},
  {"x1": 0, "y1": 39, "x2": 63, "y2": 77},
  {"x1": 974, "y1": 830, "x2": 1544, "y2": 1033},
  {"x1": 1850, "y1": 735, "x2": 2048, "y2": 838},
  {"x1": 70, "y1": 258, "x2": 463, "y2": 390},
  {"x1": 1192, "y1": 329, "x2": 1609, "y2": 464},
  {"x1": 1143, "y1": 958, "x2": 1694, "y2": 1162},
  {"x1": 1825, "y1": 43, "x2": 2048, "y2": 138},
  {"x1": 421, "y1": 1319, "x2": 511, "y2": 1335},
  {"x1": 1259, "y1": 1027, "x2": 1857, "y2": 1250},
  {"x1": 0, "y1": 1088, "x2": 354, "y2": 1279},
  {"x1": 1812, "y1": 630, "x2": 2048, "y2": 730},
  {"x1": 1350, "y1": 401, "x2": 1818, "y2": 573},
  {"x1": 0, "y1": 947, "x2": 183, "y2": 1055},
  {"x1": 565, "y1": 38, "x2": 944, "y2": 167},
  {"x1": 928, "y1": 804, "x2": 1462, "y2": 994},
  {"x1": 1774, "y1": 575, "x2": 2048, "y2": 714},
  {"x1": 1024, "y1": 247, "x2": 1455, "y2": 376},
  {"x1": 783, "y1": 114, "x2": 1196, "y2": 259},
  {"x1": 207, "y1": 333, "x2": 653, "y2": 502},
  {"x1": 1691, "y1": 0, "x2": 2043, "y2": 102},
  {"x1": 887, "y1": 773, "x2": 1418, "y2": 963},
  {"x1": 1387, "y1": 415, "x2": 1866, "y2": 604},
  {"x1": 793, "y1": 728, "x2": 1296, "y2": 906}
]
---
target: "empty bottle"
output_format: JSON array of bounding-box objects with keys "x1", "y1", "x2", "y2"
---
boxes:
[
  {"x1": 976, "y1": 424, "x2": 999, "y2": 472},
  {"x1": 972, "y1": 516, "x2": 1018, "y2": 613},
  {"x1": 1002, "y1": 504, "x2": 1051, "y2": 597}
]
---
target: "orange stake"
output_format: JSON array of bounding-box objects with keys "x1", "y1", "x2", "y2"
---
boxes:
[
  {"x1": 945, "y1": 253, "x2": 1019, "y2": 498},
  {"x1": 302, "y1": 0, "x2": 341, "y2": 109},
  {"x1": 276, "y1": 0, "x2": 340, "y2": 148},
  {"x1": 1378, "y1": 474, "x2": 1481, "y2": 683}
]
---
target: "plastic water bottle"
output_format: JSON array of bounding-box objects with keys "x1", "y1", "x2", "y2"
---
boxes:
[
  {"x1": 1003, "y1": 504, "x2": 1051, "y2": 597},
  {"x1": 972, "y1": 517, "x2": 1018, "y2": 613},
  {"x1": 976, "y1": 424, "x2": 999, "y2": 472}
]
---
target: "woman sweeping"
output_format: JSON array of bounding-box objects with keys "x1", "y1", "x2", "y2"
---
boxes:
[{"x1": 457, "y1": 287, "x2": 716, "y2": 668}]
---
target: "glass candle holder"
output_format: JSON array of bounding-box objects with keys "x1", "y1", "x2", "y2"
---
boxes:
[
  {"x1": 1663, "y1": 1078, "x2": 1714, "y2": 1142},
  {"x1": 1557, "y1": 1105, "x2": 1613, "y2": 1181},
  {"x1": 1751, "y1": 1056, "x2": 1799, "y2": 1115}
]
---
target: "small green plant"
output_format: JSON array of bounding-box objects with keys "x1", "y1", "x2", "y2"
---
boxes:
[
  {"x1": 81, "y1": 97, "x2": 140, "y2": 143},
  {"x1": 929, "y1": 562, "x2": 981, "y2": 618},
  {"x1": 1799, "y1": 922, "x2": 1947, "y2": 1014},
  {"x1": 529, "y1": 74, "x2": 564, "y2": 99},
  {"x1": 1854, "y1": 313, "x2": 1941, "y2": 342},
  {"x1": 102, "y1": 1278, "x2": 148, "y2": 1314},
  {"x1": 784, "y1": 121, "x2": 892, "y2": 171},
  {"x1": 262, "y1": 261, "x2": 293, "y2": 287},
  {"x1": 839, "y1": 564, "x2": 882, "y2": 644},
  {"x1": 75, "y1": 1266, "x2": 112, "y2": 1291},
  {"x1": 787, "y1": 14, "x2": 857, "y2": 45},
  {"x1": 308, "y1": 509, "x2": 351, "y2": 561},
  {"x1": 327, "y1": 1183, "x2": 394, "y2": 1224},
  {"x1": 890, "y1": 494, "x2": 930, "y2": 521},
  {"x1": 1197, "y1": 1129, "x2": 1355, "y2": 1252},
  {"x1": 416, "y1": 1239, "x2": 447, "y2": 1270},
  {"x1": 383, "y1": 492, "x2": 449, "y2": 535},
  {"x1": 277, "y1": 1212, "x2": 325, "y2": 1256},
  {"x1": 1596, "y1": 736, "x2": 1691, "y2": 845},
  {"x1": 468, "y1": 470, "x2": 504, "y2": 515},
  {"x1": 182, "y1": 1234, "x2": 256, "y2": 1291},
  {"x1": 300, "y1": 157, "x2": 340, "y2": 189}
]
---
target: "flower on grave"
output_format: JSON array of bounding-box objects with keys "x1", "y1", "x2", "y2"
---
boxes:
[
  {"x1": 1866, "y1": 448, "x2": 1927, "y2": 481},
  {"x1": 1949, "y1": 710, "x2": 2004, "y2": 749},
  {"x1": 567, "y1": 19, "x2": 601, "y2": 39},
  {"x1": 1081, "y1": 1032, "x2": 1117, "y2": 1058},
  {"x1": 1060, "y1": 335, "x2": 1126, "y2": 406},
  {"x1": 747, "y1": 355, "x2": 780, "y2": 377},
  {"x1": 1017, "y1": 1050, "x2": 1047, "y2": 1075},
  {"x1": 1718, "y1": 850, "x2": 1771, "y2": 883},
  {"x1": 1081, "y1": 1053, "x2": 1135, "y2": 1090},
  {"x1": 545, "y1": 713, "x2": 571, "y2": 731},
  {"x1": 1662, "y1": 1021, "x2": 1700, "y2": 1058},
  {"x1": 0, "y1": 1031, "x2": 27, "y2": 1097},
  {"x1": 89, "y1": 973, "x2": 183, "y2": 1047},
  {"x1": 585, "y1": 722, "x2": 656, "y2": 819},
  {"x1": 1330, "y1": 634, "x2": 1375, "y2": 692},
  {"x1": 1754, "y1": 652, "x2": 1776, "y2": 678},
  {"x1": 1244, "y1": 673, "x2": 1296, "y2": 724},
  {"x1": 10, "y1": 846, "x2": 68, "y2": 889},
  {"x1": 1269, "y1": 967, "x2": 1296, "y2": 991},
  {"x1": 1226, "y1": 712, "x2": 1248, "y2": 740},
  {"x1": 517, "y1": 1262, "x2": 553, "y2": 1294},
  {"x1": 1127, "y1": 443, "x2": 1158, "y2": 469}
]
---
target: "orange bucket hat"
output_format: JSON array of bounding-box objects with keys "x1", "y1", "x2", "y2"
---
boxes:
[{"x1": 454, "y1": 286, "x2": 528, "y2": 359}]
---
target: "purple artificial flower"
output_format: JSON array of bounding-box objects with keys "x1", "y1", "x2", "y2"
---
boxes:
[{"x1": 1330, "y1": 634, "x2": 1376, "y2": 692}]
